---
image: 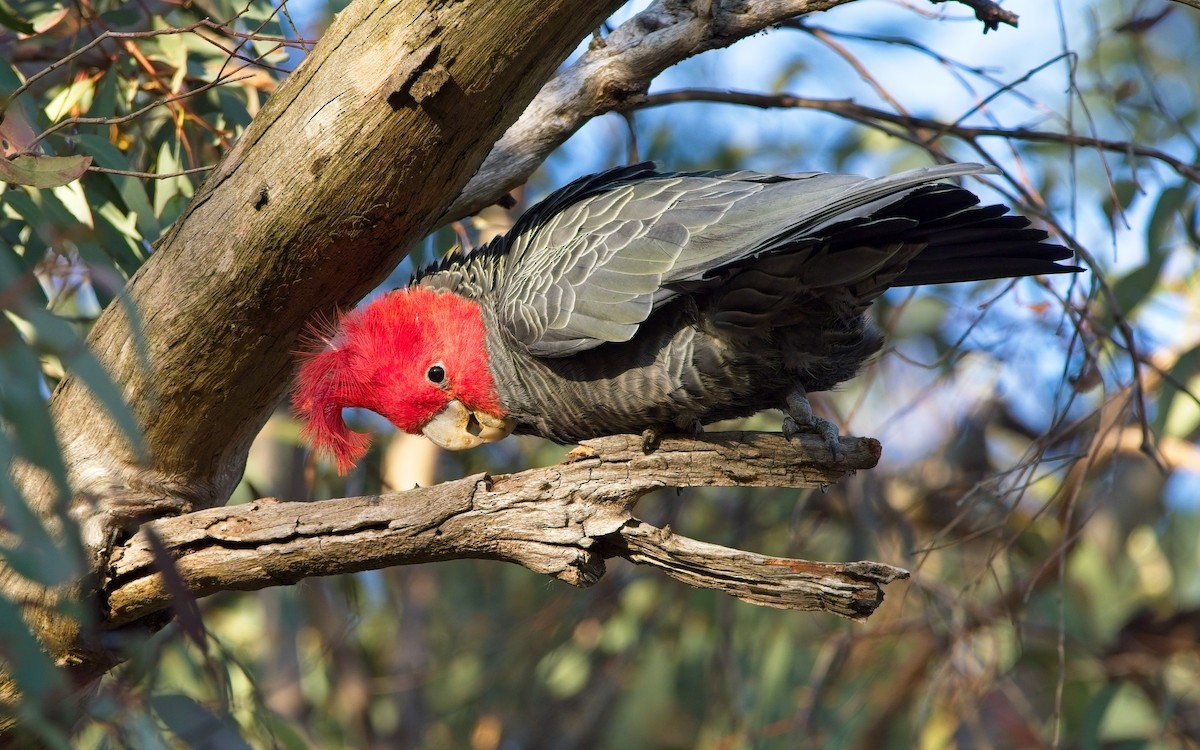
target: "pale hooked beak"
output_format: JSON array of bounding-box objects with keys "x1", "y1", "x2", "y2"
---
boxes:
[{"x1": 420, "y1": 400, "x2": 516, "y2": 450}]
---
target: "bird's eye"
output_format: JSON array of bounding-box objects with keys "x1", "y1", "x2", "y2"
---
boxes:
[{"x1": 426, "y1": 363, "x2": 447, "y2": 386}]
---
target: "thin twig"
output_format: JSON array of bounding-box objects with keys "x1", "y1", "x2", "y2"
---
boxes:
[
  {"x1": 1, "y1": 18, "x2": 294, "y2": 114},
  {"x1": 1, "y1": 23, "x2": 209, "y2": 113},
  {"x1": 87, "y1": 165, "x2": 215, "y2": 179},
  {"x1": 931, "y1": 0, "x2": 1020, "y2": 31},
  {"x1": 627, "y1": 88, "x2": 1200, "y2": 183},
  {"x1": 30, "y1": 71, "x2": 254, "y2": 147}
]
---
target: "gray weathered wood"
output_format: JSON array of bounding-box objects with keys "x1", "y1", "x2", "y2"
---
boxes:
[{"x1": 104, "y1": 433, "x2": 906, "y2": 626}]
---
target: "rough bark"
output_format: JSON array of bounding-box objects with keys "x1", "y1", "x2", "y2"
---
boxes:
[
  {"x1": 7, "y1": 0, "x2": 623, "y2": 692},
  {"x1": 104, "y1": 434, "x2": 904, "y2": 627}
]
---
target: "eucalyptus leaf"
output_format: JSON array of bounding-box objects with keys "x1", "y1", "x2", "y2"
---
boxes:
[
  {"x1": 0, "y1": 435, "x2": 79, "y2": 586},
  {"x1": 87, "y1": 68, "x2": 119, "y2": 121},
  {"x1": 0, "y1": 154, "x2": 91, "y2": 189},
  {"x1": 20, "y1": 306, "x2": 145, "y2": 458},
  {"x1": 72, "y1": 134, "x2": 161, "y2": 240},
  {"x1": 0, "y1": 102, "x2": 37, "y2": 153},
  {"x1": 0, "y1": 313, "x2": 70, "y2": 497},
  {"x1": 0, "y1": 0, "x2": 33, "y2": 34},
  {"x1": 0, "y1": 594, "x2": 65, "y2": 701},
  {"x1": 151, "y1": 694, "x2": 253, "y2": 750},
  {"x1": 1147, "y1": 183, "x2": 1188, "y2": 254}
]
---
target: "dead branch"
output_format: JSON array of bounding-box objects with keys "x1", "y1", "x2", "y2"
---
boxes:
[{"x1": 104, "y1": 433, "x2": 905, "y2": 626}]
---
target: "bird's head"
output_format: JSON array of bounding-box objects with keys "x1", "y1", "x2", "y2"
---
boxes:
[{"x1": 292, "y1": 287, "x2": 515, "y2": 473}]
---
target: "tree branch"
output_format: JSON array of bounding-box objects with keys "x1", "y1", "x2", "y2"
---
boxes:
[
  {"x1": 628, "y1": 88, "x2": 1200, "y2": 184},
  {"x1": 443, "y1": 0, "x2": 1025, "y2": 221},
  {"x1": 104, "y1": 433, "x2": 905, "y2": 626},
  {"x1": 442, "y1": 0, "x2": 860, "y2": 221},
  {"x1": 930, "y1": 0, "x2": 1019, "y2": 32}
]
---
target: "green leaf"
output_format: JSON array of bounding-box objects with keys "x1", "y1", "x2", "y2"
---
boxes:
[
  {"x1": 256, "y1": 715, "x2": 311, "y2": 750},
  {"x1": 1146, "y1": 183, "x2": 1188, "y2": 254},
  {"x1": 0, "y1": 154, "x2": 91, "y2": 188},
  {"x1": 0, "y1": 0, "x2": 34, "y2": 34},
  {"x1": 73, "y1": 134, "x2": 162, "y2": 240},
  {"x1": 90, "y1": 201, "x2": 146, "y2": 279},
  {"x1": 87, "y1": 67, "x2": 119, "y2": 121},
  {"x1": 1153, "y1": 342, "x2": 1200, "y2": 438},
  {"x1": 1108, "y1": 184, "x2": 1187, "y2": 319},
  {"x1": 10, "y1": 712, "x2": 74, "y2": 750},
  {"x1": 97, "y1": 8, "x2": 142, "y2": 29},
  {"x1": 151, "y1": 694, "x2": 253, "y2": 750},
  {"x1": 1079, "y1": 682, "x2": 1119, "y2": 750},
  {"x1": 0, "y1": 434, "x2": 79, "y2": 586},
  {"x1": 0, "y1": 594, "x2": 65, "y2": 701},
  {"x1": 0, "y1": 233, "x2": 47, "y2": 306},
  {"x1": 20, "y1": 306, "x2": 145, "y2": 459},
  {"x1": 0, "y1": 313, "x2": 70, "y2": 498},
  {"x1": 1105, "y1": 179, "x2": 1141, "y2": 229},
  {"x1": 1110, "y1": 257, "x2": 1166, "y2": 320},
  {"x1": 0, "y1": 102, "x2": 37, "y2": 153}
]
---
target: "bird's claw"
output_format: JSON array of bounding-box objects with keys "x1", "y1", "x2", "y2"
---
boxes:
[
  {"x1": 641, "y1": 427, "x2": 662, "y2": 453},
  {"x1": 783, "y1": 414, "x2": 844, "y2": 461},
  {"x1": 784, "y1": 388, "x2": 844, "y2": 461},
  {"x1": 641, "y1": 420, "x2": 701, "y2": 453}
]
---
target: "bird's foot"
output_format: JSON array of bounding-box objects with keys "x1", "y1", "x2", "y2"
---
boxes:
[
  {"x1": 784, "y1": 389, "x2": 844, "y2": 461},
  {"x1": 641, "y1": 420, "x2": 703, "y2": 453},
  {"x1": 641, "y1": 427, "x2": 663, "y2": 453}
]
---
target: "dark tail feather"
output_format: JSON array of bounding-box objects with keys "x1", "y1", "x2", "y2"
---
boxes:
[{"x1": 872, "y1": 185, "x2": 1080, "y2": 286}]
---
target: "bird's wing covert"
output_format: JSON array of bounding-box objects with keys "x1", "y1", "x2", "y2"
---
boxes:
[
  {"x1": 497, "y1": 162, "x2": 995, "y2": 357},
  {"x1": 498, "y1": 164, "x2": 756, "y2": 356}
]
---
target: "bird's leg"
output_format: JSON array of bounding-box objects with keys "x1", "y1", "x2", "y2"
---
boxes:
[{"x1": 783, "y1": 386, "x2": 844, "y2": 461}]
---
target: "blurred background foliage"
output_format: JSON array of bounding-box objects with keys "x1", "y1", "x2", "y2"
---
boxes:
[{"x1": 2, "y1": 0, "x2": 1200, "y2": 747}]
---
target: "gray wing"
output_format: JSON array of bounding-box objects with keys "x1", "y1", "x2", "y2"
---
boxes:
[{"x1": 498, "y1": 162, "x2": 994, "y2": 357}]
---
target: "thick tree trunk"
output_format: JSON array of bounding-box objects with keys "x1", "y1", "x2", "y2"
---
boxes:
[{"x1": 5, "y1": 0, "x2": 623, "y2": 700}]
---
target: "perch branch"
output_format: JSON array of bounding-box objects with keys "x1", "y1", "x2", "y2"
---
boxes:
[{"x1": 104, "y1": 433, "x2": 906, "y2": 626}]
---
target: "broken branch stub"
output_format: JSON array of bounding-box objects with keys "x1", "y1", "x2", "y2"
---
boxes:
[{"x1": 104, "y1": 432, "x2": 906, "y2": 626}]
